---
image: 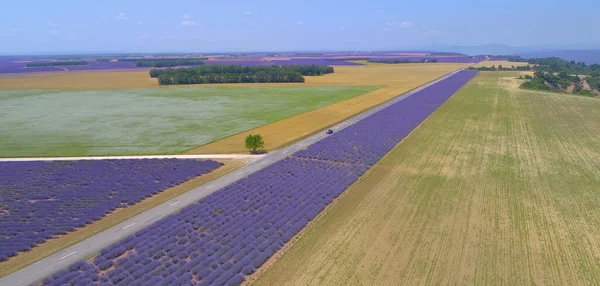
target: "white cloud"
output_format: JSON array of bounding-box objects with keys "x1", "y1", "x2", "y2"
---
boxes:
[
  {"x1": 137, "y1": 21, "x2": 144, "y2": 25},
  {"x1": 292, "y1": 20, "x2": 305, "y2": 28},
  {"x1": 180, "y1": 20, "x2": 198, "y2": 27},
  {"x1": 180, "y1": 15, "x2": 200, "y2": 27},
  {"x1": 242, "y1": 11, "x2": 254, "y2": 24},
  {"x1": 4, "y1": 28, "x2": 19, "y2": 36},
  {"x1": 4, "y1": 27, "x2": 24, "y2": 36},
  {"x1": 384, "y1": 21, "x2": 415, "y2": 31},
  {"x1": 48, "y1": 29, "x2": 60, "y2": 34},
  {"x1": 47, "y1": 21, "x2": 57, "y2": 28},
  {"x1": 114, "y1": 12, "x2": 131, "y2": 20},
  {"x1": 398, "y1": 21, "x2": 414, "y2": 28}
]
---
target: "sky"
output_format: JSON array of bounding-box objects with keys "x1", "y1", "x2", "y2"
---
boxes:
[{"x1": 1, "y1": 0, "x2": 599, "y2": 54}]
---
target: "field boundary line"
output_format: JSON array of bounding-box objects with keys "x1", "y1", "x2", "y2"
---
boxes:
[{"x1": 0, "y1": 154, "x2": 264, "y2": 161}]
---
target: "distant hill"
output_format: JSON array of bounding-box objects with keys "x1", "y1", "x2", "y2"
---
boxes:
[
  {"x1": 426, "y1": 45, "x2": 600, "y2": 65},
  {"x1": 426, "y1": 44, "x2": 535, "y2": 56},
  {"x1": 516, "y1": 50, "x2": 600, "y2": 65}
]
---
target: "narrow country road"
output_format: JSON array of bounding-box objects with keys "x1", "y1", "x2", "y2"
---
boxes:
[{"x1": 0, "y1": 68, "x2": 464, "y2": 286}]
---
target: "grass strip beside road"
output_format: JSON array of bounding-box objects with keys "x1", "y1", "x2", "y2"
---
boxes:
[{"x1": 0, "y1": 159, "x2": 244, "y2": 278}]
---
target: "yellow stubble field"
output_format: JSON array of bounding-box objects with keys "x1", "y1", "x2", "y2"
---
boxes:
[
  {"x1": 251, "y1": 72, "x2": 600, "y2": 285},
  {"x1": 189, "y1": 63, "x2": 466, "y2": 153}
]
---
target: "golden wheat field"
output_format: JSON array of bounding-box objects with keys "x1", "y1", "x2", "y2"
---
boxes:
[
  {"x1": 251, "y1": 72, "x2": 600, "y2": 285},
  {"x1": 189, "y1": 63, "x2": 466, "y2": 153},
  {"x1": 0, "y1": 63, "x2": 466, "y2": 90}
]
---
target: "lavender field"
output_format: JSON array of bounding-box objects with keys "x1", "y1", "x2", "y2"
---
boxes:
[
  {"x1": 0, "y1": 60, "x2": 139, "y2": 74},
  {"x1": 202, "y1": 59, "x2": 362, "y2": 67},
  {"x1": 0, "y1": 53, "x2": 481, "y2": 75},
  {"x1": 38, "y1": 70, "x2": 477, "y2": 285},
  {"x1": 0, "y1": 58, "x2": 359, "y2": 75},
  {"x1": 0, "y1": 159, "x2": 222, "y2": 262}
]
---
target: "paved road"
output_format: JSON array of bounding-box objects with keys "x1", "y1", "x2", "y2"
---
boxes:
[
  {"x1": 0, "y1": 154, "x2": 265, "y2": 162},
  {"x1": 0, "y1": 69, "x2": 464, "y2": 286}
]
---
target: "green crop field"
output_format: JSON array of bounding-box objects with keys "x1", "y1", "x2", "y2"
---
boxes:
[
  {"x1": 252, "y1": 72, "x2": 600, "y2": 285},
  {"x1": 0, "y1": 86, "x2": 379, "y2": 157}
]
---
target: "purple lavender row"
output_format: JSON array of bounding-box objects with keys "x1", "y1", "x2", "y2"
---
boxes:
[
  {"x1": 40, "y1": 70, "x2": 477, "y2": 286},
  {"x1": 202, "y1": 59, "x2": 362, "y2": 66},
  {"x1": 42, "y1": 158, "x2": 367, "y2": 286},
  {"x1": 293, "y1": 70, "x2": 478, "y2": 165},
  {"x1": 367, "y1": 56, "x2": 482, "y2": 63},
  {"x1": 0, "y1": 159, "x2": 223, "y2": 262},
  {"x1": 0, "y1": 59, "x2": 358, "y2": 74}
]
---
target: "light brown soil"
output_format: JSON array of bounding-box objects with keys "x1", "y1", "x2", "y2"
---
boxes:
[{"x1": 251, "y1": 72, "x2": 600, "y2": 285}]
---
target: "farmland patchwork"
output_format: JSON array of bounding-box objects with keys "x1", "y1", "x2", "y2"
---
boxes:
[{"x1": 37, "y1": 70, "x2": 477, "y2": 285}]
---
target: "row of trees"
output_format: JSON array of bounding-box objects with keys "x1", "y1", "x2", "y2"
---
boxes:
[
  {"x1": 507, "y1": 56, "x2": 600, "y2": 75},
  {"x1": 469, "y1": 65, "x2": 532, "y2": 71},
  {"x1": 150, "y1": 65, "x2": 334, "y2": 85},
  {"x1": 367, "y1": 58, "x2": 438, "y2": 64},
  {"x1": 26, "y1": 61, "x2": 87, "y2": 67}
]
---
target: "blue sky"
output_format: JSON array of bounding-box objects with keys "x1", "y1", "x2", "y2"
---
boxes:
[{"x1": 1, "y1": 0, "x2": 599, "y2": 54}]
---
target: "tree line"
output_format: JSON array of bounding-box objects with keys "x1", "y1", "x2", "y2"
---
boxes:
[
  {"x1": 469, "y1": 64, "x2": 532, "y2": 71},
  {"x1": 150, "y1": 65, "x2": 334, "y2": 85},
  {"x1": 367, "y1": 58, "x2": 438, "y2": 64},
  {"x1": 26, "y1": 61, "x2": 87, "y2": 67},
  {"x1": 507, "y1": 56, "x2": 600, "y2": 75}
]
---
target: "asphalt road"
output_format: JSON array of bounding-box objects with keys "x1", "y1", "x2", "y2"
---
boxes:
[{"x1": 0, "y1": 68, "x2": 463, "y2": 286}]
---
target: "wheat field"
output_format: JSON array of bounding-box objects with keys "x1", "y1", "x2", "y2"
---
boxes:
[
  {"x1": 189, "y1": 63, "x2": 466, "y2": 153},
  {"x1": 251, "y1": 72, "x2": 600, "y2": 285}
]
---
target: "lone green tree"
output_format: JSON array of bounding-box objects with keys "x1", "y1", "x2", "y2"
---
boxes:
[{"x1": 245, "y1": 134, "x2": 264, "y2": 154}]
